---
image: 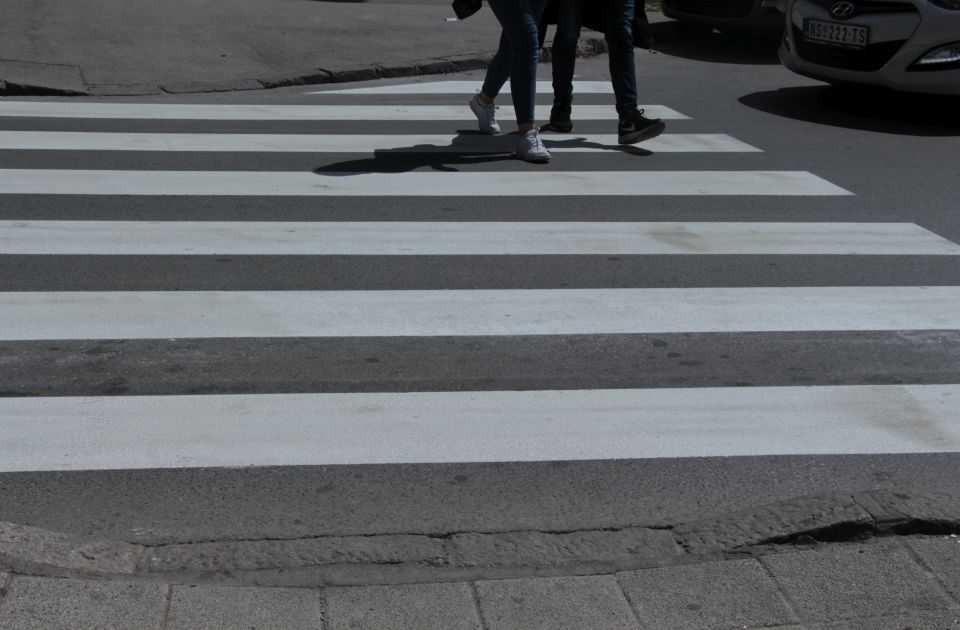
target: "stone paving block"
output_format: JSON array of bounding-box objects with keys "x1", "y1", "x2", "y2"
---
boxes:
[
  {"x1": 167, "y1": 585, "x2": 322, "y2": 629},
  {"x1": 809, "y1": 609, "x2": 960, "y2": 629},
  {"x1": 0, "y1": 576, "x2": 166, "y2": 630},
  {"x1": 0, "y1": 60, "x2": 87, "y2": 95},
  {"x1": 476, "y1": 575, "x2": 637, "y2": 630},
  {"x1": 161, "y1": 79, "x2": 264, "y2": 94},
  {"x1": 620, "y1": 558, "x2": 798, "y2": 629},
  {"x1": 325, "y1": 582, "x2": 481, "y2": 630},
  {"x1": 672, "y1": 492, "x2": 872, "y2": 553},
  {"x1": 0, "y1": 520, "x2": 140, "y2": 577},
  {"x1": 87, "y1": 83, "x2": 164, "y2": 96},
  {"x1": 143, "y1": 533, "x2": 442, "y2": 574},
  {"x1": 864, "y1": 489, "x2": 960, "y2": 529},
  {"x1": 761, "y1": 541, "x2": 952, "y2": 623},
  {"x1": 907, "y1": 536, "x2": 960, "y2": 601},
  {"x1": 448, "y1": 527, "x2": 678, "y2": 568}
]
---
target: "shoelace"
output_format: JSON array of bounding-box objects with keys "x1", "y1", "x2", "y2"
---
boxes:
[{"x1": 523, "y1": 131, "x2": 546, "y2": 153}]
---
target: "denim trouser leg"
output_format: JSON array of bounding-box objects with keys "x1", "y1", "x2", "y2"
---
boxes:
[
  {"x1": 603, "y1": 0, "x2": 638, "y2": 116},
  {"x1": 481, "y1": 0, "x2": 546, "y2": 126},
  {"x1": 481, "y1": 29, "x2": 512, "y2": 101},
  {"x1": 551, "y1": 0, "x2": 582, "y2": 107}
]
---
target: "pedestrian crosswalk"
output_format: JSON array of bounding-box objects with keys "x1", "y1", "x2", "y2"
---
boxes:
[
  {"x1": 0, "y1": 168, "x2": 850, "y2": 196},
  {"x1": 0, "y1": 131, "x2": 761, "y2": 153},
  {"x1": 0, "y1": 101, "x2": 686, "y2": 120},
  {"x1": 4, "y1": 287, "x2": 960, "y2": 341},
  {"x1": 5, "y1": 385, "x2": 957, "y2": 473},
  {"x1": 1, "y1": 77, "x2": 959, "y2": 481},
  {"x1": 6, "y1": 221, "x2": 957, "y2": 255}
]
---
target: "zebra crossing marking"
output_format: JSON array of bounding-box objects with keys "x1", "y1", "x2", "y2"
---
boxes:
[
  {"x1": 0, "y1": 131, "x2": 761, "y2": 153},
  {"x1": 0, "y1": 169, "x2": 852, "y2": 196},
  {"x1": 2, "y1": 287, "x2": 958, "y2": 340},
  {"x1": 0, "y1": 103, "x2": 688, "y2": 121},
  {"x1": 3, "y1": 221, "x2": 956, "y2": 255},
  {"x1": 10, "y1": 79, "x2": 945, "y2": 477},
  {"x1": 305, "y1": 80, "x2": 616, "y2": 95},
  {"x1": 2, "y1": 384, "x2": 958, "y2": 472}
]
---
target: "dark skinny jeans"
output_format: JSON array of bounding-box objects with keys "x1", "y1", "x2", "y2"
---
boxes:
[
  {"x1": 481, "y1": 0, "x2": 547, "y2": 126},
  {"x1": 551, "y1": 0, "x2": 639, "y2": 117}
]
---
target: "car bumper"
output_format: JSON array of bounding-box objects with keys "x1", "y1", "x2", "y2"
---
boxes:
[{"x1": 779, "y1": 2, "x2": 960, "y2": 95}]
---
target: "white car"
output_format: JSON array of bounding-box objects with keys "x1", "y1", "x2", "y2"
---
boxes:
[{"x1": 779, "y1": 0, "x2": 960, "y2": 95}]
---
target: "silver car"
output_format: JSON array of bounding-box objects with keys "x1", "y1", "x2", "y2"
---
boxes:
[{"x1": 779, "y1": 0, "x2": 960, "y2": 95}]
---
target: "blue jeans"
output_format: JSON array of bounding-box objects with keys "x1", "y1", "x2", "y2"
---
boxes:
[
  {"x1": 551, "y1": 0, "x2": 638, "y2": 117},
  {"x1": 481, "y1": 0, "x2": 547, "y2": 126}
]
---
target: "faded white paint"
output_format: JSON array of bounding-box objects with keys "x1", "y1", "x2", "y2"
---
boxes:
[
  {"x1": 0, "y1": 103, "x2": 687, "y2": 120},
  {"x1": 1, "y1": 385, "x2": 958, "y2": 472},
  {"x1": 0, "y1": 131, "x2": 760, "y2": 154},
  {"x1": 1, "y1": 287, "x2": 958, "y2": 340},
  {"x1": 2, "y1": 221, "x2": 956, "y2": 255},
  {"x1": 0, "y1": 170, "x2": 853, "y2": 196}
]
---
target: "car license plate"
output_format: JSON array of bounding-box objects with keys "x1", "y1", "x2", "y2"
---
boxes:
[{"x1": 804, "y1": 19, "x2": 868, "y2": 49}]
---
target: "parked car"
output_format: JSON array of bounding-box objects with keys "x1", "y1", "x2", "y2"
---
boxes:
[
  {"x1": 779, "y1": 0, "x2": 960, "y2": 95},
  {"x1": 661, "y1": 0, "x2": 785, "y2": 31}
]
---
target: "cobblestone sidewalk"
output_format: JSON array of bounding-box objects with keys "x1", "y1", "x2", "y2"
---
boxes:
[{"x1": 2, "y1": 535, "x2": 960, "y2": 629}]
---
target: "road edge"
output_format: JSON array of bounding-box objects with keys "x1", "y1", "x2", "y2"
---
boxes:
[
  {"x1": 3, "y1": 487, "x2": 958, "y2": 587},
  {"x1": 0, "y1": 38, "x2": 614, "y2": 98}
]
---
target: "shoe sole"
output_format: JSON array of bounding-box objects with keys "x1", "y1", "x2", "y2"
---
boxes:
[
  {"x1": 547, "y1": 122, "x2": 573, "y2": 133},
  {"x1": 514, "y1": 152, "x2": 551, "y2": 163},
  {"x1": 618, "y1": 120, "x2": 666, "y2": 145}
]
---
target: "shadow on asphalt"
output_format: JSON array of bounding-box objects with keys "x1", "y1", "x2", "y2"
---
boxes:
[
  {"x1": 314, "y1": 130, "x2": 651, "y2": 173},
  {"x1": 740, "y1": 85, "x2": 960, "y2": 136},
  {"x1": 646, "y1": 21, "x2": 782, "y2": 66}
]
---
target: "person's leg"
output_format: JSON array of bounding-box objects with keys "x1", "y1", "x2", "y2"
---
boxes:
[
  {"x1": 551, "y1": 0, "x2": 581, "y2": 108},
  {"x1": 549, "y1": 0, "x2": 581, "y2": 131},
  {"x1": 603, "y1": 0, "x2": 665, "y2": 144},
  {"x1": 480, "y1": 28, "x2": 513, "y2": 103},
  {"x1": 486, "y1": 0, "x2": 544, "y2": 132},
  {"x1": 470, "y1": 27, "x2": 512, "y2": 134},
  {"x1": 602, "y1": 0, "x2": 638, "y2": 117},
  {"x1": 476, "y1": 0, "x2": 550, "y2": 161}
]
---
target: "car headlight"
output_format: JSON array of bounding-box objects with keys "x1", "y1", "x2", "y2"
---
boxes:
[
  {"x1": 929, "y1": 0, "x2": 960, "y2": 8},
  {"x1": 910, "y1": 43, "x2": 960, "y2": 71}
]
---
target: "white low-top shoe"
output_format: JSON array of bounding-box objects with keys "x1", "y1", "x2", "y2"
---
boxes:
[
  {"x1": 515, "y1": 128, "x2": 551, "y2": 163},
  {"x1": 469, "y1": 94, "x2": 500, "y2": 135}
]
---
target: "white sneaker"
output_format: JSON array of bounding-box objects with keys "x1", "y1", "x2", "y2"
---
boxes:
[
  {"x1": 469, "y1": 93, "x2": 500, "y2": 135},
  {"x1": 515, "y1": 128, "x2": 551, "y2": 163}
]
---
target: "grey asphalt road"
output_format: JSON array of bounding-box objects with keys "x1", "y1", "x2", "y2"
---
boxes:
[{"x1": 1, "y1": 31, "x2": 959, "y2": 544}]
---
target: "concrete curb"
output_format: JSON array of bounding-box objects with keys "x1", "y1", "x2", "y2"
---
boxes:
[
  {"x1": 2, "y1": 488, "x2": 958, "y2": 587},
  {"x1": 0, "y1": 59, "x2": 89, "y2": 96},
  {"x1": 0, "y1": 39, "x2": 613, "y2": 98}
]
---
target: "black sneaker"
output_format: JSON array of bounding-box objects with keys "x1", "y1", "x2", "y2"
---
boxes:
[
  {"x1": 618, "y1": 108, "x2": 666, "y2": 144},
  {"x1": 548, "y1": 103, "x2": 573, "y2": 133}
]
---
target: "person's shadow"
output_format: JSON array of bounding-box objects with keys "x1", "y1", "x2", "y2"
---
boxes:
[{"x1": 314, "y1": 130, "x2": 652, "y2": 175}]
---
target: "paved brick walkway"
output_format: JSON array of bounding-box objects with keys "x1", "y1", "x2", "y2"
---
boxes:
[{"x1": 2, "y1": 536, "x2": 959, "y2": 629}]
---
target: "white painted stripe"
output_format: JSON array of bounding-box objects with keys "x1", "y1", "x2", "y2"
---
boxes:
[
  {"x1": 0, "y1": 170, "x2": 852, "y2": 196},
  {"x1": 2, "y1": 385, "x2": 958, "y2": 472},
  {"x1": 0, "y1": 102, "x2": 687, "y2": 121},
  {"x1": 306, "y1": 80, "x2": 615, "y2": 95},
  {"x1": 3, "y1": 221, "x2": 957, "y2": 256},
  {"x1": 0, "y1": 131, "x2": 760, "y2": 154},
  {"x1": 1, "y1": 287, "x2": 957, "y2": 340}
]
